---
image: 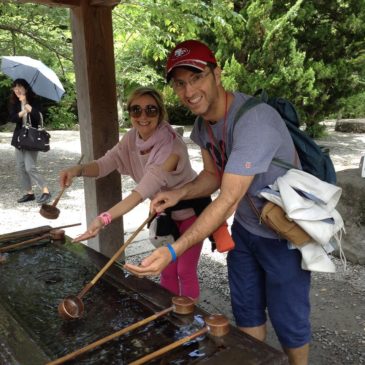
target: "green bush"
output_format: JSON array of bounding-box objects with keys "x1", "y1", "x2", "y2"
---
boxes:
[
  {"x1": 166, "y1": 104, "x2": 195, "y2": 126},
  {"x1": 45, "y1": 88, "x2": 78, "y2": 130},
  {"x1": 46, "y1": 105, "x2": 77, "y2": 130},
  {"x1": 330, "y1": 92, "x2": 365, "y2": 120},
  {"x1": 305, "y1": 123, "x2": 327, "y2": 138},
  {"x1": 163, "y1": 86, "x2": 195, "y2": 125},
  {"x1": 0, "y1": 77, "x2": 12, "y2": 124},
  {"x1": 119, "y1": 108, "x2": 131, "y2": 130}
]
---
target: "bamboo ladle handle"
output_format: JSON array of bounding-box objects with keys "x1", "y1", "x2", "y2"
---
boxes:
[
  {"x1": 77, "y1": 154, "x2": 84, "y2": 165},
  {"x1": 0, "y1": 225, "x2": 51, "y2": 243},
  {"x1": 130, "y1": 327, "x2": 209, "y2": 365},
  {"x1": 51, "y1": 155, "x2": 84, "y2": 208},
  {"x1": 0, "y1": 233, "x2": 49, "y2": 253},
  {"x1": 46, "y1": 306, "x2": 173, "y2": 365},
  {"x1": 77, "y1": 213, "x2": 155, "y2": 299},
  {"x1": 0, "y1": 223, "x2": 80, "y2": 253},
  {"x1": 51, "y1": 186, "x2": 66, "y2": 208},
  {"x1": 130, "y1": 314, "x2": 230, "y2": 365},
  {"x1": 49, "y1": 296, "x2": 195, "y2": 364},
  {"x1": 0, "y1": 223, "x2": 81, "y2": 243}
]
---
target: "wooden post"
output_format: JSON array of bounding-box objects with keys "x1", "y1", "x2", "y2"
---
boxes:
[{"x1": 70, "y1": 1, "x2": 123, "y2": 257}]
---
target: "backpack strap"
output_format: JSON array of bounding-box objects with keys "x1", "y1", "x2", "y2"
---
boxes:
[
  {"x1": 233, "y1": 96, "x2": 263, "y2": 126},
  {"x1": 198, "y1": 93, "x2": 297, "y2": 172},
  {"x1": 198, "y1": 95, "x2": 264, "y2": 139},
  {"x1": 197, "y1": 115, "x2": 204, "y2": 133},
  {"x1": 232, "y1": 94, "x2": 297, "y2": 171},
  {"x1": 253, "y1": 89, "x2": 269, "y2": 102},
  {"x1": 271, "y1": 158, "x2": 296, "y2": 170}
]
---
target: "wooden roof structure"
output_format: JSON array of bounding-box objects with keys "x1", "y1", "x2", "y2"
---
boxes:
[{"x1": 19, "y1": 0, "x2": 124, "y2": 257}]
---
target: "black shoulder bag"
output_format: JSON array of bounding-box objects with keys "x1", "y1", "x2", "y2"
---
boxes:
[{"x1": 18, "y1": 112, "x2": 50, "y2": 152}]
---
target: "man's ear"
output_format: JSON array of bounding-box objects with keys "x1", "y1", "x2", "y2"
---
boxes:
[{"x1": 213, "y1": 66, "x2": 222, "y2": 86}]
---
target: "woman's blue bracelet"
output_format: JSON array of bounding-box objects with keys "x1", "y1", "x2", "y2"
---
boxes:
[{"x1": 167, "y1": 243, "x2": 177, "y2": 262}]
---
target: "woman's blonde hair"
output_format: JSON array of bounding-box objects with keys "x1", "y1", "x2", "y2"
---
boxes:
[{"x1": 127, "y1": 87, "x2": 167, "y2": 124}]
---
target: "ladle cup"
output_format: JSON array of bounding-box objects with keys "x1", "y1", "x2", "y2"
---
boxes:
[
  {"x1": 39, "y1": 187, "x2": 66, "y2": 220},
  {"x1": 46, "y1": 296, "x2": 194, "y2": 365},
  {"x1": 130, "y1": 314, "x2": 230, "y2": 365},
  {"x1": 0, "y1": 229, "x2": 65, "y2": 253},
  {"x1": 58, "y1": 214, "x2": 155, "y2": 320}
]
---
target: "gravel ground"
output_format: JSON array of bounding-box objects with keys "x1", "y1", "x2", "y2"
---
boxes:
[{"x1": 0, "y1": 126, "x2": 365, "y2": 365}]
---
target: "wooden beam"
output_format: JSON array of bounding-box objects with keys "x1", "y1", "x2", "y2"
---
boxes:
[
  {"x1": 90, "y1": 0, "x2": 121, "y2": 6},
  {"x1": 70, "y1": 2, "x2": 123, "y2": 258},
  {"x1": 16, "y1": 0, "x2": 120, "y2": 6},
  {"x1": 15, "y1": 0, "x2": 80, "y2": 7}
]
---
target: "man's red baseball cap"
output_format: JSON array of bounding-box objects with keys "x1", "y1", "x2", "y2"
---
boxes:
[{"x1": 166, "y1": 40, "x2": 217, "y2": 81}]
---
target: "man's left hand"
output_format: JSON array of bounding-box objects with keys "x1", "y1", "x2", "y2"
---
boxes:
[{"x1": 124, "y1": 246, "x2": 172, "y2": 276}]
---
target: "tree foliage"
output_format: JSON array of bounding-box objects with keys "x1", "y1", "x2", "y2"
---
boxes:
[
  {"x1": 0, "y1": 0, "x2": 364, "y2": 134},
  {"x1": 222, "y1": 0, "x2": 365, "y2": 131}
]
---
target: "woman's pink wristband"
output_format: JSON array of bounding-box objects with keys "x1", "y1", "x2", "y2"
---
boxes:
[{"x1": 98, "y1": 212, "x2": 112, "y2": 226}]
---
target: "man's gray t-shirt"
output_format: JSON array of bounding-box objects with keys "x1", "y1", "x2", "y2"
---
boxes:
[{"x1": 190, "y1": 92, "x2": 297, "y2": 239}]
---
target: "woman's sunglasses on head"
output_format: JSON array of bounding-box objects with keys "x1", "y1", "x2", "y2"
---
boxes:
[{"x1": 129, "y1": 105, "x2": 159, "y2": 118}]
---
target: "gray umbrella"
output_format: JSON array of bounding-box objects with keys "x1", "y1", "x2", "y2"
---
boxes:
[{"x1": 1, "y1": 56, "x2": 65, "y2": 102}]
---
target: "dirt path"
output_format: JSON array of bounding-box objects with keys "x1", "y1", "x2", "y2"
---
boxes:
[{"x1": 0, "y1": 128, "x2": 364, "y2": 364}]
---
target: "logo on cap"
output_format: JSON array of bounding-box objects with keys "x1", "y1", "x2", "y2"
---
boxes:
[{"x1": 173, "y1": 47, "x2": 190, "y2": 59}]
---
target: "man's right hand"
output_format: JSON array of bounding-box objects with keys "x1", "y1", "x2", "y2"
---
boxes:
[{"x1": 150, "y1": 189, "x2": 183, "y2": 214}]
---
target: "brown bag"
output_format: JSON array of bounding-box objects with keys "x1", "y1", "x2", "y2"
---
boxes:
[{"x1": 260, "y1": 201, "x2": 311, "y2": 246}]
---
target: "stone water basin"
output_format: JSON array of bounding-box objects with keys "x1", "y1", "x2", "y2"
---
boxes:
[{"x1": 0, "y1": 228, "x2": 288, "y2": 364}]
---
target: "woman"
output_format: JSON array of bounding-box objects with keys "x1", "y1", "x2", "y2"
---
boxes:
[
  {"x1": 9, "y1": 78, "x2": 51, "y2": 204},
  {"x1": 59, "y1": 87, "x2": 203, "y2": 300}
]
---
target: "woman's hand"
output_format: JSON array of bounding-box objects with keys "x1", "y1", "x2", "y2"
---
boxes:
[
  {"x1": 59, "y1": 165, "x2": 82, "y2": 188},
  {"x1": 124, "y1": 246, "x2": 172, "y2": 276},
  {"x1": 24, "y1": 104, "x2": 32, "y2": 113},
  {"x1": 18, "y1": 94, "x2": 26, "y2": 103},
  {"x1": 72, "y1": 217, "x2": 104, "y2": 242}
]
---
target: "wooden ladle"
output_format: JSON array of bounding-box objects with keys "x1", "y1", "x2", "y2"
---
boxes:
[
  {"x1": 39, "y1": 155, "x2": 84, "y2": 220},
  {"x1": 39, "y1": 187, "x2": 66, "y2": 220},
  {"x1": 0, "y1": 223, "x2": 80, "y2": 244},
  {"x1": 130, "y1": 314, "x2": 230, "y2": 365},
  {"x1": 46, "y1": 296, "x2": 194, "y2": 365},
  {"x1": 0, "y1": 229, "x2": 66, "y2": 253},
  {"x1": 58, "y1": 214, "x2": 155, "y2": 320}
]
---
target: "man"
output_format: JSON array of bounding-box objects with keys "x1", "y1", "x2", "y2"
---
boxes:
[{"x1": 125, "y1": 40, "x2": 311, "y2": 365}]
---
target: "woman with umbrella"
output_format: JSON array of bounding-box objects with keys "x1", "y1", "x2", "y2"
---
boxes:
[{"x1": 9, "y1": 78, "x2": 51, "y2": 204}]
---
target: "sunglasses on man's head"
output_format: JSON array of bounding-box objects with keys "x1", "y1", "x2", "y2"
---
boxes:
[{"x1": 128, "y1": 105, "x2": 159, "y2": 118}]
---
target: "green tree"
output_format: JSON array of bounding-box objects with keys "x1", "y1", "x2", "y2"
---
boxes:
[
  {"x1": 294, "y1": 0, "x2": 365, "y2": 127},
  {"x1": 220, "y1": 0, "x2": 365, "y2": 134},
  {"x1": 112, "y1": 0, "x2": 365, "y2": 133},
  {"x1": 112, "y1": 0, "x2": 243, "y2": 124},
  {"x1": 1, "y1": 0, "x2": 364, "y2": 133}
]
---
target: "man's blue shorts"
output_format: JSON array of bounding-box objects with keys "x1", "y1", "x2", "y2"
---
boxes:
[{"x1": 228, "y1": 220, "x2": 311, "y2": 348}]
